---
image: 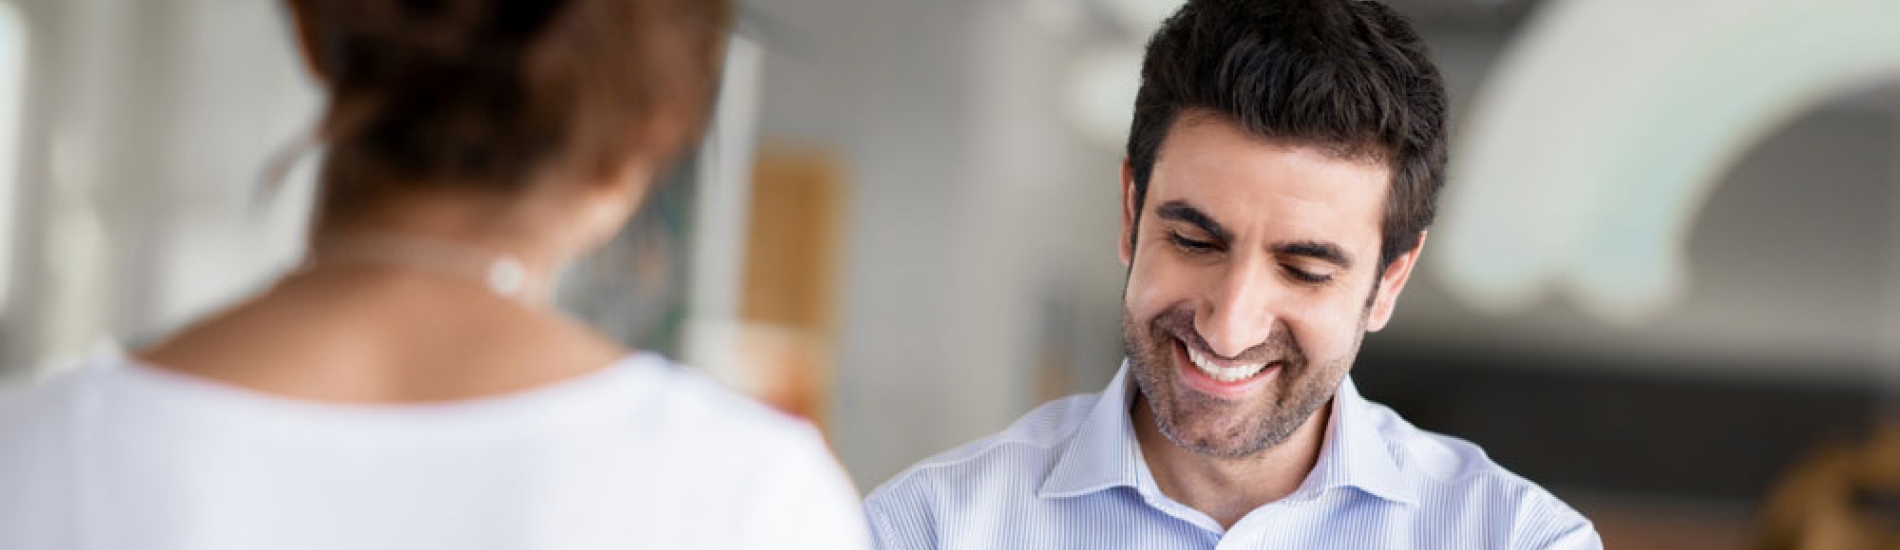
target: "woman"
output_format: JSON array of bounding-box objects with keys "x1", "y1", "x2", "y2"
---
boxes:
[{"x1": 0, "y1": 1, "x2": 869, "y2": 548}]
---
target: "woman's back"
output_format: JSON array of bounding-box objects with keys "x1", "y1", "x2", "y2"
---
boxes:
[{"x1": 0, "y1": 351, "x2": 867, "y2": 549}]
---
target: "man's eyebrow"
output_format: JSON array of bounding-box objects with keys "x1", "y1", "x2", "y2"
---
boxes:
[
  {"x1": 1154, "y1": 201, "x2": 1232, "y2": 243},
  {"x1": 1273, "y1": 240, "x2": 1354, "y2": 269}
]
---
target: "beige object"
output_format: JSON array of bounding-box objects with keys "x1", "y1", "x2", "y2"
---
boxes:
[
  {"x1": 735, "y1": 147, "x2": 847, "y2": 427},
  {"x1": 1757, "y1": 421, "x2": 1900, "y2": 549}
]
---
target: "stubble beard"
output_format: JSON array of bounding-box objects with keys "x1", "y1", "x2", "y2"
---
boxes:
[{"x1": 1122, "y1": 303, "x2": 1363, "y2": 459}]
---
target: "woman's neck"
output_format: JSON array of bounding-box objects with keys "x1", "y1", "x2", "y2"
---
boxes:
[{"x1": 136, "y1": 251, "x2": 626, "y2": 404}]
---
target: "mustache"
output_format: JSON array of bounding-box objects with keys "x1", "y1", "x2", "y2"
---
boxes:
[{"x1": 1150, "y1": 304, "x2": 1301, "y2": 365}]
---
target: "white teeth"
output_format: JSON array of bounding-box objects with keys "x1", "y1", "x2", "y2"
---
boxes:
[{"x1": 1186, "y1": 345, "x2": 1267, "y2": 382}]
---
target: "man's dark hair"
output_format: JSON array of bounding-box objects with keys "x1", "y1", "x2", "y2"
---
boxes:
[{"x1": 1125, "y1": 0, "x2": 1447, "y2": 271}]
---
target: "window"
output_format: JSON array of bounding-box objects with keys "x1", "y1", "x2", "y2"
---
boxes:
[{"x1": 0, "y1": 1, "x2": 27, "y2": 313}]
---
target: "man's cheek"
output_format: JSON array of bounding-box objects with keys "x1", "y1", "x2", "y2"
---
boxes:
[
  {"x1": 1124, "y1": 263, "x2": 1174, "y2": 314},
  {"x1": 1132, "y1": 256, "x2": 1203, "y2": 303}
]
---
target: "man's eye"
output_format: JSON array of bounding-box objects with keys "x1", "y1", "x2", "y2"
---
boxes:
[
  {"x1": 1169, "y1": 233, "x2": 1217, "y2": 253},
  {"x1": 1284, "y1": 265, "x2": 1334, "y2": 284}
]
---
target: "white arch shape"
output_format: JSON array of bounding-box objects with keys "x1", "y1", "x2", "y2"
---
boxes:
[{"x1": 1435, "y1": 0, "x2": 1900, "y2": 324}]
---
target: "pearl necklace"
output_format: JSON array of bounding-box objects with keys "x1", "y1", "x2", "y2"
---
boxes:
[{"x1": 306, "y1": 233, "x2": 538, "y2": 301}]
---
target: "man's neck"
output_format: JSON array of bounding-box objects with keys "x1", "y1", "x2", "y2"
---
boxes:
[{"x1": 1131, "y1": 396, "x2": 1332, "y2": 530}]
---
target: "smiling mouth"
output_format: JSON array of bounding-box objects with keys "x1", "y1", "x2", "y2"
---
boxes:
[{"x1": 1181, "y1": 340, "x2": 1273, "y2": 383}]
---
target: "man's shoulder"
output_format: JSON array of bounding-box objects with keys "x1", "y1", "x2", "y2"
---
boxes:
[
  {"x1": 867, "y1": 392, "x2": 1098, "y2": 507},
  {"x1": 1357, "y1": 397, "x2": 1597, "y2": 543},
  {"x1": 1362, "y1": 398, "x2": 1546, "y2": 490}
]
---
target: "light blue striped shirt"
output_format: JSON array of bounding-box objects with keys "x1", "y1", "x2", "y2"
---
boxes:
[{"x1": 864, "y1": 362, "x2": 1602, "y2": 549}]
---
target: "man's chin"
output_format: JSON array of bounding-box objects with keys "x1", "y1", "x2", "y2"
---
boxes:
[
  {"x1": 1158, "y1": 418, "x2": 1271, "y2": 459},
  {"x1": 1148, "y1": 386, "x2": 1268, "y2": 456},
  {"x1": 1152, "y1": 371, "x2": 1338, "y2": 459}
]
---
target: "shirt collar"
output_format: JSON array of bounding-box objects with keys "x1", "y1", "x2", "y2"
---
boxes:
[
  {"x1": 1305, "y1": 376, "x2": 1419, "y2": 506},
  {"x1": 1037, "y1": 361, "x2": 1147, "y2": 499},
  {"x1": 1036, "y1": 361, "x2": 1418, "y2": 506}
]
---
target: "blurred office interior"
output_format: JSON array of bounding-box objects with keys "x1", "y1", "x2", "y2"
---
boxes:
[{"x1": 0, "y1": 0, "x2": 1897, "y2": 547}]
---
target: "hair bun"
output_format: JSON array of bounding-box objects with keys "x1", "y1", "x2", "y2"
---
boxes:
[
  {"x1": 295, "y1": 0, "x2": 734, "y2": 213},
  {"x1": 306, "y1": 0, "x2": 569, "y2": 84}
]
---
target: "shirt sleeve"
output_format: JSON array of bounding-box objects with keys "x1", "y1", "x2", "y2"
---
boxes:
[
  {"x1": 1531, "y1": 520, "x2": 1603, "y2": 550},
  {"x1": 1513, "y1": 492, "x2": 1604, "y2": 550},
  {"x1": 863, "y1": 496, "x2": 908, "y2": 550},
  {"x1": 862, "y1": 472, "x2": 943, "y2": 550},
  {"x1": 739, "y1": 422, "x2": 872, "y2": 550}
]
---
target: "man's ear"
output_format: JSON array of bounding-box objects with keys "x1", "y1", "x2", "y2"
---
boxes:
[
  {"x1": 1366, "y1": 231, "x2": 1426, "y2": 332},
  {"x1": 1120, "y1": 161, "x2": 1138, "y2": 267}
]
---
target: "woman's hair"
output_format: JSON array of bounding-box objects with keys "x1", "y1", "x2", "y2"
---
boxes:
[{"x1": 286, "y1": 0, "x2": 733, "y2": 217}]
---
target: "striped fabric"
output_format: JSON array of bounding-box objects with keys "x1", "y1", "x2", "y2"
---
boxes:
[{"x1": 864, "y1": 362, "x2": 1602, "y2": 549}]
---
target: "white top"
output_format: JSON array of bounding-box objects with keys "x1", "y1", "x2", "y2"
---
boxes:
[{"x1": 0, "y1": 353, "x2": 871, "y2": 550}]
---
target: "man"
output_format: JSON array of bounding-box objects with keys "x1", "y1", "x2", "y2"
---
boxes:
[{"x1": 863, "y1": 0, "x2": 1601, "y2": 548}]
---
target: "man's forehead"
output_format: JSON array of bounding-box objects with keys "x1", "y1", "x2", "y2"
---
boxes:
[{"x1": 1148, "y1": 120, "x2": 1390, "y2": 243}]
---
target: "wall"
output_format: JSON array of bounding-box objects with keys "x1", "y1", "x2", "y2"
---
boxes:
[{"x1": 1, "y1": 0, "x2": 317, "y2": 379}]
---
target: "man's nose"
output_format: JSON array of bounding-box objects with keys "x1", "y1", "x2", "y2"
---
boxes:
[{"x1": 1195, "y1": 260, "x2": 1277, "y2": 359}]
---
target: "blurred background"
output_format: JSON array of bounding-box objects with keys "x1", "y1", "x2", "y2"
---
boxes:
[{"x1": 0, "y1": 0, "x2": 1897, "y2": 548}]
